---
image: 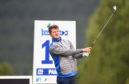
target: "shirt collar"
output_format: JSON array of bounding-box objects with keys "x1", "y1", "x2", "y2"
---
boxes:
[{"x1": 52, "y1": 37, "x2": 62, "y2": 42}]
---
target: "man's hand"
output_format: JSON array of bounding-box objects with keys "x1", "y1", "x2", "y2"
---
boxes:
[{"x1": 82, "y1": 47, "x2": 92, "y2": 53}]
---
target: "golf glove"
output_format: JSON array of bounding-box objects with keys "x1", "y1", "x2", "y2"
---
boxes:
[{"x1": 83, "y1": 52, "x2": 89, "y2": 57}]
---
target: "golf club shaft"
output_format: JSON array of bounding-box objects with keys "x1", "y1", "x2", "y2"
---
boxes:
[{"x1": 92, "y1": 12, "x2": 115, "y2": 46}]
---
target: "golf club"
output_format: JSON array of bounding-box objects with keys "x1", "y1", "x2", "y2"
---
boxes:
[{"x1": 83, "y1": 5, "x2": 117, "y2": 57}]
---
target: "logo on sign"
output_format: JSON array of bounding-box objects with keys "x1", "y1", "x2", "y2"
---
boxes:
[
  {"x1": 41, "y1": 23, "x2": 69, "y2": 36},
  {"x1": 37, "y1": 68, "x2": 44, "y2": 75},
  {"x1": 36, "y1": 77, "x2": 41, "y2": 82}
]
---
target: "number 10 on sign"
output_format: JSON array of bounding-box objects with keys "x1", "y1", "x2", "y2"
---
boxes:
[{"x1": 42, "y1": 40, "x2": 53, "y2": 64}]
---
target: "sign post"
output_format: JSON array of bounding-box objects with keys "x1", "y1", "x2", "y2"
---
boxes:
[{"x1": 33, "y1": 20, "x2": 76, "y2": 84}]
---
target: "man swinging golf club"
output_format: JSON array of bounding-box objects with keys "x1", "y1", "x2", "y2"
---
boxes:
[{"x1": 49, "y1": 24, "x2": 92, "y2": 84}]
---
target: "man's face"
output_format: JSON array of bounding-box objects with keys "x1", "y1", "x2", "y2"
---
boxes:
[{"x1": 50, "y1": 28, "x2": 60, "y2": 39}]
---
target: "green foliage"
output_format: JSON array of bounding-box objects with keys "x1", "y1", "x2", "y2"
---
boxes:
[
  {"x1": 0, "y1": 62, "x2": 15, "y2": 75},
  {"x1": 79, "y1": 0, "x2": 129, "y2": 84}
]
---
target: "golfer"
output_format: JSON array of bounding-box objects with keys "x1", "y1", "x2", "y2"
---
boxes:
[{"x1": 49, "y1": 25, "x2": 92, "y2": 84}]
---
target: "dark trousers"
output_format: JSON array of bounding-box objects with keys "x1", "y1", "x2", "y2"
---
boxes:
[{"x1": 57, "y1": 75, "x2": 78, "y2": 84}]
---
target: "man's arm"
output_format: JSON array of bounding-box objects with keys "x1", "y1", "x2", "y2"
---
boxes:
[
  {"x1": 73, "y1": 53, "x2": 83, "y2": 58},
  {"x1": 49, "y1": 44, "x2": 83, "y2": 56},
  {"x1": 68, "y1": 40, "x2": 83, "y2": 58},
  {"x1": 69, "y1": 40, "x2": 91, "y2": 58}
]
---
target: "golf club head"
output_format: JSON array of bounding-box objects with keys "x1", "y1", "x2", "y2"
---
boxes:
[{"x1": 113, "y1": 5, "x2": 117, "y2": 12}]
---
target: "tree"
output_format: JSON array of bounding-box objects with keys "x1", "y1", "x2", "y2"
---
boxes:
[
  {"x1": 79, "y1": 0, "x2": 129, "y2": 84},
  {"x1": 0, "y1": 62, "x2": 14, "y2": 75}
]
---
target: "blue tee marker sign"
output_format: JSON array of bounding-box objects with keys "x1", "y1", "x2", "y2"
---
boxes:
[{"x1": 33, "y1": 20, "x2": 76, "y2": 84}]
